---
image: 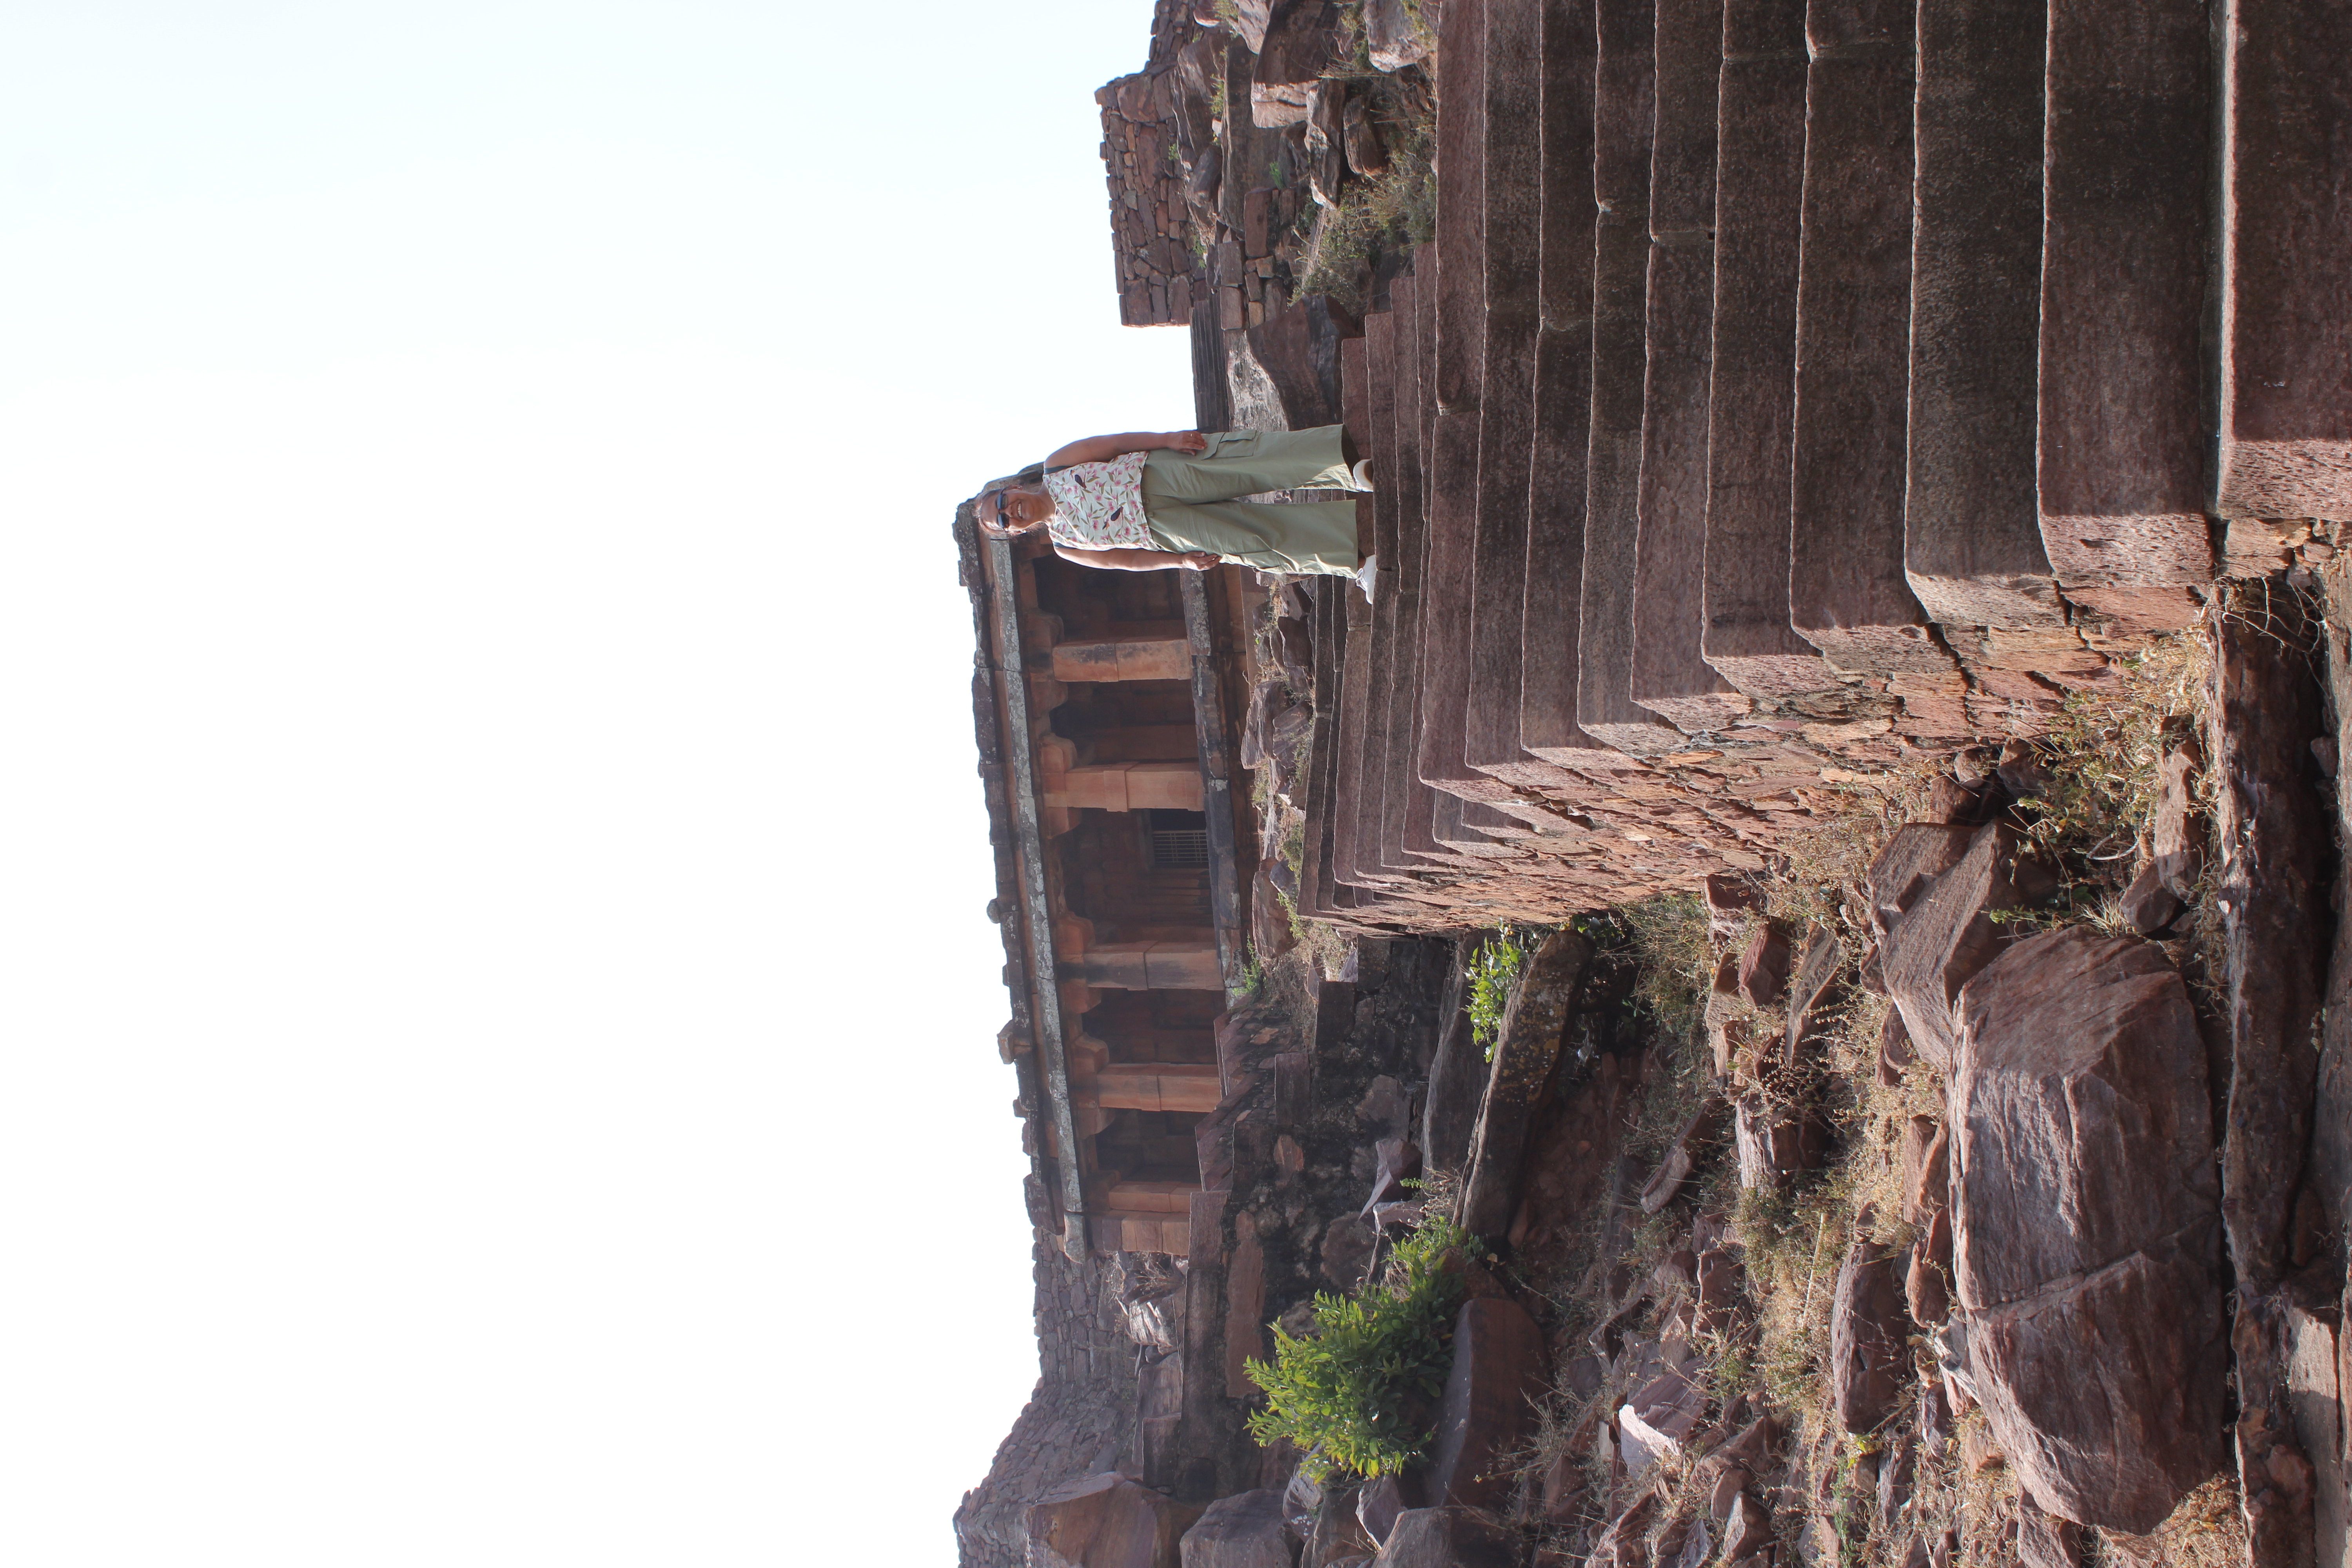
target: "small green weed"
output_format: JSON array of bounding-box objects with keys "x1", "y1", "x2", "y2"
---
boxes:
[{"x1": 1245, "y1": 1213, "x2": 1485, "y2": 1480}]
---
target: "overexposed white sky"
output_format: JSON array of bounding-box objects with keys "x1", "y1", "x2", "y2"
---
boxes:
[{"x1": 0, "y1": 3, "x2": 1194, "y2": 1562}]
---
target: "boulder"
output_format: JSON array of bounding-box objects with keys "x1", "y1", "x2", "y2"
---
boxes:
[
  {"x1": 1875, "y1": 1008, "x2": 1915, "y2": 1087},
  {"x1": 1949, "y1": 928, "x2": 2229, "y2": 1532},
  {"x1": 1780, "y1": 926, "x2": 1847, "y2": 1067},
  {"x1": 1639, "y1": 1097, "x2": 1726, "y2": 1213},
  {"x1": 1180, "y1": 1490, "x2": 1297, "y2": 1568},
  {"x1": 1695, "y1": 1247, "x2": 1745, "y2": 1335},
  {"x1": 1590, "y1": 1494, "x2": 1657, "y2": 1568},
  {"x1": 1416, "y1": 1298, "x2": 1548, "y2": 1510},
  {"x1": 1460, "y1": 929, "x2": 1593, "y2": 1237},
  {"x1": 1367, "y1": 1506, "x2": 1518, "y2": 1568},
  {"x1": 1420, "y1": 966, "x2": 1480, "y2": 1174},
  {"x1": 1736, "y1": 923, "x2": 1792, "y2": 1006},
  {"x1": 1030, "y1": 1473, "x2": 1206, "y2": 1568},
  {"x1": 2014, "y1": 1494, "x2": 2084, "y2": 1568},
  {"x1": 1705, "y1": 871, "x2": 1766, "y2": 931},
  {"x1": 1365, "y1": 0, "x2": 1440, "y2": 72},
  {"x1": 1722, "y1": 1492, "x2": 1774, "y2": 1560},
  {"x1": 1361, "y1": 1136, "x2": 1422, "y2": 1214},
  {"x1": 2149, "y1": 739, "x2": 2202, "y2": 897},
  {"x1": 2116, "y1": 858, "x2": 2182, "y2": 935},
  {"x1": 1865, "y1": 822, "x2": 1978, "y2": 937},
  {"x1": 1897, "y1": 1116, "x2": 1949, "y2": 1227},
  {"x1": 1905, "y1": 1221, "x2": 1951, "y2": 1329},
  {"x1": 1829, "y1": 1236, "x2": 1911, "y2": 1432},
  {"x1": 1883, "y1": 821, "x2": 2020, "y2": 1071},
  {"x1": 1734, "y1": 1090, "x2": 1830, "y2": 1189},
  {"x1": 1355, "y1": 1476, "x2": 1408, "y2": 1545},
  {"x1": 1251, "y1": 0, "x2": 1345, "y2": 127}
]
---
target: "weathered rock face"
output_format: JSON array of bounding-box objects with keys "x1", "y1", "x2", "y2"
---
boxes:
[
  {"x1": 1416, "y1": 1298, "x2": 1548, "y2": 1511},
  {"x1": 1866, "y1": 823, "x2": 1978, "y2": 937},
  {"x1": 1179, "y1": 1489, "x2": 1297, "y2": 1568},
  {"x1": 1367, "y1": 1506, "x2": 1518, "y2": 1568},
  {"x1": 1947, "y1": 928, "x2": 2229, "y2": 1533},
  {"x1": 1829, "y1": 1236, "x2": 1910, "y2": 1432},
  {"x1": 1733, "y1": 1090, "x2": 1829, "y2": 1189},
  {"x1": 1460, "y1": 929, "x2": 1593, "y2": 1238},
  {"x1": 1884, "y1": 820, "x2": 2020, "y2": 1071},
  {"x1": 1736, "y1": 922, "x2": 1791, "y2": 1005},
  {"x1": 1031, "y1": 1474, "x2": 1207, "y2": 1568}
]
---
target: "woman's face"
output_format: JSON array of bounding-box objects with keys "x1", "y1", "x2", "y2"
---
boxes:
[{"x1": 993, "y1": 486, "x2": 1055, "y2": 531}]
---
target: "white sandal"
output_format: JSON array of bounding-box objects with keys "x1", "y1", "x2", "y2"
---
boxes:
[{"x1": 1355, "y1": 554, "x2": 1378, "y2": 599}]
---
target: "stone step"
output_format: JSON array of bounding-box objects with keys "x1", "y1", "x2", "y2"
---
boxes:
[
  {"x1": 1627, "y1": 0, "x2": 1748, "y2": 735},
  {"x1": 1577, "y1": 0, "x2": 1688, "y2": 754},
  {"x1": 2216, "y1": 0, "x2": 2352, "y2": 523},
  {"x1": 2035, "y1": 0, "x2": 2213, "y2": 598},
  {"x1": 1787, "y1": 0, "x2": 1952, "y2": 677},
  {"x1": 1331, "y1": 333, "x2": 1391, "y2": 890},
  {"x1": 1701, "y1": 0, "x2": 1842, "y2": 701},
  {"x1": 1417, "y1": 0, "x2": 1527, "y2": 812},
  {"x1": 1519, "y1": 0, "x2": 1620, "y2": 773},
  {"x1": 1300, "y1": 579, "x2": 1342, "y2": 918},
  {"x1": 1903, "y1": 0, "x2": 2063, "y2": 630},
  {"x1": 1401, "y1": 250, "x2": 1464, "y2": 865},
  {"x1": 1463, "y1": 0, "x2": 1561, "y2": 787},
  {"x1": 1374, "y1": 274, "x2": 1444, "y2": 875}
]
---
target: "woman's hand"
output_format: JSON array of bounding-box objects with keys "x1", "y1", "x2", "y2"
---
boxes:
[
  {"x1": 1178, "y1": 551, "x2": 1222, "y2": 570},
  {"x1": 1165, "y1": 430, "x2": 1209, "y2": 455}
]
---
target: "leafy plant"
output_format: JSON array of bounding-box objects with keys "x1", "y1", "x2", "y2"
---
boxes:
[
  {"x1": 1244, "y1": 1214, "x2": 1482, "y2": 1480},
  {"x1": 1466, "y1": 929, "x2": 1532, "y2": 1060}
]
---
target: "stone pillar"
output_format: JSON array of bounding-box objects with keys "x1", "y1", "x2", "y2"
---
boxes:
[
  {"x1": 1078, "y1": 936, "x2": 1225, "y2": 991},
  {"x1": 1051, "y1": 638, "x2": 1194, "y2": 682},
  {"x1": 1042, "y1": 761, "x2": 1206, "y2": 813},
  {"x1": 1073, "y1": 1063, "x2": 1223, "y2": 1115}
]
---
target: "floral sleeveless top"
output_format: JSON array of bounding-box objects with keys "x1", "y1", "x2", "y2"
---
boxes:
[{"x1": 1042, "y1": 451, "x2": 1155, "y2": 551}]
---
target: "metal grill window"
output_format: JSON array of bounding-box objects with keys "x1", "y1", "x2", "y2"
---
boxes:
[{"x1": 1149, "y1": 829, "x2": 1209, "y2": 867}]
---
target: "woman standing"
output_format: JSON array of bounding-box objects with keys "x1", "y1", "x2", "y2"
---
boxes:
[{"x1": 975, "y1": 425, "x2": 1376, "y2": 587}]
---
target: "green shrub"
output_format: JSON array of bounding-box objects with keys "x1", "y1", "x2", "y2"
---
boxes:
[
  {"x1": 1465, "y1": 930, "x2": 1531, "y2": 1060},
  {"x1": 1243, "y1": 1215, "x2": 1481, "y2": 1479}
]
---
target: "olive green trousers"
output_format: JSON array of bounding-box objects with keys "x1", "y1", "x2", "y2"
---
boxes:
[{"x1": 1140, "y1": 425, "x2": 1365, "y2": 576}]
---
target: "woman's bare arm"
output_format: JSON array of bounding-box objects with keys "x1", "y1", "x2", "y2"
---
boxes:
[
  {"x1": 1053, "y1": 544, "x2": 1222, "y2": 572},
  {"x1": 1045, "y1": 430, "x2": 1210, "y2": 466}
]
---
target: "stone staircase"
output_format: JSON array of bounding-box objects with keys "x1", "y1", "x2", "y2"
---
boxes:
[{"x1": 1297, "y1": 0, "x2": 2349, "y2": 931}]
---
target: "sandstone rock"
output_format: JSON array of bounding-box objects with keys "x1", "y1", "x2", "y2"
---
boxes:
[
  {"x1": 1951, "y1": 929, "x2": 2228, "y2": 1532},
  {"x1": 1590, "y1": 1493, "x2": 1657, "y2": 1568},
  {"x1": 1708, "y1": 1465, "x2": 1750, "y2": 1519},
  {"x1": 2116, "y1": 859, "x2": 2183, "y2": 935},
  {"x1": 1878, "y1": 1434, "x2": 1915, "y2": 1532},
  {"x1": 1461, "y1": 929, "x2": 1593, "y2": 1238},
  {"x1": 2015, "y1": 1493, "x2": 2085, "y2": 1568},
  {"x1": 1639, "y1": 1097, "x2": 1726, "y2": 1213},
  {"x1": 2149, "y1": 740, "x2": 2202, "y2": 898},
  {"x1": 1030, "y1": 1473, "x2": 1206, "y2": 1568},
  {"x1": 1356, "y1": 1476, "x2": 1408, "y2": 1546},
  {"x1": 1706, "y1": 872, "x2": 1766, "y2": 930},
  {"x1": 1722, "y1": 1491, "x2": 1773, "y2": 1559},
  {"x1": 1830, "y1": 1236, "x2": 1911, "y2": 1432},
  {"x1": 1420, "y1": 970, "x2": 1481, "y2": 1175},
  {"x1": 1960, "y1": 1420, "x2": 2004, "y2": 1475},
  {"x1": 1906, "y1": 1223, "x2": 1951, "y2": 1330},
  {"x1": 1362, "y1": 1136, "x2": 1422, "y2": 1214},
  {"x1": 1251, "y1": 0, "x2": 1344, "y2": 127},
  {"x1": 1898, "y1": 1116, "x2": 1949, "y2": 1227},
  {"x1": 1695, "y1": 1247, "x2": 1745, "y2": 1335},
  {"x1": 1734, "y1": 1089, "x2": 1829, "y2": 1189},
  {"x1": 1367, "y1": 1506, "x2": 1518, "y2": 1568},
  {"x1": 1865, "y1": 823, "x2": 1978, "y2": 938},
  {"x1": 1536, "y1": 1450, "x2": 1586, "y2": 1525},
  {"x1": 1737, "y1": 923, "x2": 1792, "y2": 1005},
  {"x1": 1780, "y1": 926, "x2": 1846, "y2": 1067},
  {"x1": 1363, "y1": 0, "x2": 1434, "y2": 73},
  {"x1": 1417, "y1": 1298, "x2": 1547, "y2": 1510},
  {"x1": 1181, "y1": 1491, "x2": 1297, "y2": 1568},
  {"x1": 1884, "y1": 820, "x2": 2020, "y2": 1071},
  {"x1": 1341, "y1": 93, "x2": 1387, "y2": 178},
  {"x1": 1875, "y1": 1008, "x2": 1914, "y2": 1087},
  {"x1": 1308, "y1": 1483, "x2": 1377, "y2": 1567},
  {"x1": 1997, "y1": 739, "x2": 2053, "y2": 800}
]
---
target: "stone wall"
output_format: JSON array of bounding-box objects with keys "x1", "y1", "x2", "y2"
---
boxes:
[
  {"x1": 1096, "y1": 0, "x2": 1219, "y2": 327},
  {"x1": 952, "y1": 1236, "x2": 1137, "y2": 1567}
]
